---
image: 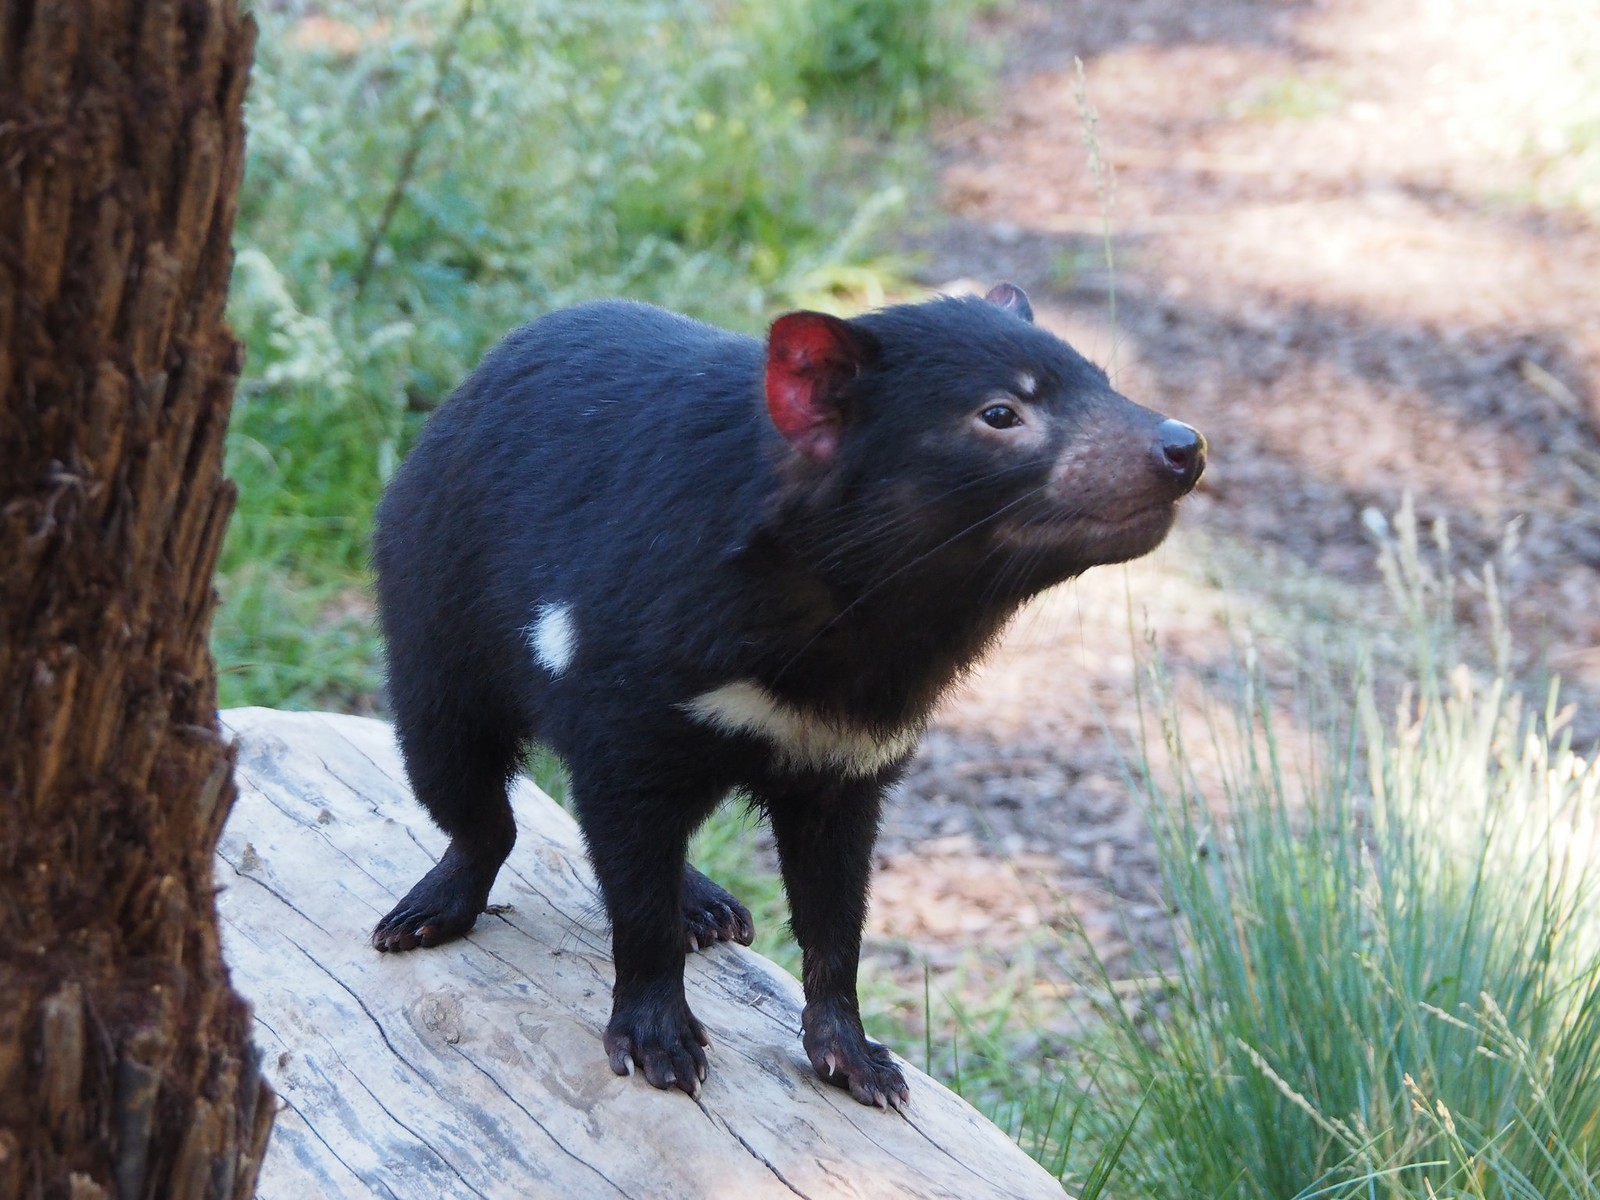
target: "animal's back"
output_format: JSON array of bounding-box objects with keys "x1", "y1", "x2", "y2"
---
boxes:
[{"x1": 374, "y1": 300, "x2": 770, "y2": 726}]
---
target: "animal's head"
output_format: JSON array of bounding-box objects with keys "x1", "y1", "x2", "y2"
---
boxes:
[{"x1": 762, "y1": 283, "x2": 1205, "y2": 596}]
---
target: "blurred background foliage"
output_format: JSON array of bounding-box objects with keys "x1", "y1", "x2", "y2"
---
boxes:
[{"x1": 219, "y1": 0, "x2": 993, "y2": 709}]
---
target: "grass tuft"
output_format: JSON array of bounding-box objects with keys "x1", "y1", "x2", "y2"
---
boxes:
[
  {"x1": 891, "y1": 504, "x2": 1600, "y2": 1197},
  {"x1": 1052, "y1": 503, "x2": 1600, "y2": 1198},
  {"x1": 762, "y1": 0, "x2": 996, "y2": 127}
]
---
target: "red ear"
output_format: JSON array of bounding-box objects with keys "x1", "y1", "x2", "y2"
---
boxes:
[
  {"x1": 764, "y1": 311, "x2": 866, "y2": 461},
  {"x1": 984, "y1": 282, "x2": 1034, "y2": 323}
]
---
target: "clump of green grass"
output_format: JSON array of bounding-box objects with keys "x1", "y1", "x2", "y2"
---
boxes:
[
  {"x1": 762, "y1": 0, "x2": 996, "y2": 127},
  {"x1": 1047, "y1": 505, "x2": 1600, "y2": 1198},
  {"x1": 886, "y1": 506, "x2": 1599, "y2": 1197}
]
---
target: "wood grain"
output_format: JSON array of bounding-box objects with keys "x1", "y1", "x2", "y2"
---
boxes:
[{"x1": 220, "y1": 708, "x2": 1070, "y2": 1200}]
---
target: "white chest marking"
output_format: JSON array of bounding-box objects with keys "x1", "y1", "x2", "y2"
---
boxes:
[
  {"x1": 526, "y1": 602, "x2": 577, "y2": 677},
  {"x1": 681, "y1": 680, "x2": 920, "y2": 778}
]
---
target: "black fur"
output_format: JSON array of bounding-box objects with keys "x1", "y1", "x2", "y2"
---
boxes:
[{"x1": 370, "y1": 289, "x2": 1204, "y2": 1107}]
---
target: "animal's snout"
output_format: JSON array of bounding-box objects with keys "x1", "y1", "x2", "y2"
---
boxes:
[{"x1": 1151, "y1": 419, "x2": 1206, "y2": 494}]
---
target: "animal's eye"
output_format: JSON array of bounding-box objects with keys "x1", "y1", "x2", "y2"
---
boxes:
[{"x1": 980, "y1": 404, "x2": 1022, "y2": 430}]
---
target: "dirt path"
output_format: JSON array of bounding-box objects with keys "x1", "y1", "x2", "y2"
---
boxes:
[{"x1": 866, "y1": 0, "x2": 1600, "y2": 1025}]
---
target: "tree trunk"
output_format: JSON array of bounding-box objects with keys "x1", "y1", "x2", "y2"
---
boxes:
[{"x1": 0, "y1": 4, "x2": 271, "y2": 1198}]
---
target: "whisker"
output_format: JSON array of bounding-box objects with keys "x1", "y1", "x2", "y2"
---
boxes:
[
  {"x1": 772, "y1": 486, "x2": 1052, "y2": 682},
  {"x1": 807, "y1": 458, "x2": 1054, "y2": 576}
]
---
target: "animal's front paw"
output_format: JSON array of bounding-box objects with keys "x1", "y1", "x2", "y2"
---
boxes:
[
  {"x1": 802, "y1": 1001, "x2": 910, "y2": 1110},
  {"x1": 605, "y1": 994, "x2": 710, "y2": 1096},
  {"x1": 682, "y1": 867, "x2": 755, "y2": 951}
]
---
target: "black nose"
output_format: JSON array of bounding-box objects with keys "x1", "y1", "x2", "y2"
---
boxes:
[{"x1": 1151, "y1": 419, "x2": 1206, "y2": 493}]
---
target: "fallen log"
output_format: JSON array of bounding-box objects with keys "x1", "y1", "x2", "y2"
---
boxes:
[{"x1": 218, "y1": 707, "x2": 1070, "y2": 1200}]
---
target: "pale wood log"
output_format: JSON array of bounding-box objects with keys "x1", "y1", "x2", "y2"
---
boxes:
[{"x1": 218, "y1": 708, "x2": 1070, "y2": 1200}]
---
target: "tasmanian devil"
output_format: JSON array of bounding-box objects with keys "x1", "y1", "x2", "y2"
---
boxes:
[{"x1": 369, "y1": 283, "x2": 1204, "y2": 1108}]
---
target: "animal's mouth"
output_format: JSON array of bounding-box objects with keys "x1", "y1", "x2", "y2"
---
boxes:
[
  {"x1": 996, "y1": 500, "x2": 1179, "y2": 564},
  {"x1": 1004, "y1": 499, "x2": 1177, "y2": 539}
]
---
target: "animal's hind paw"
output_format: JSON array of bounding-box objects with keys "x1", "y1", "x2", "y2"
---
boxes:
[{"x1": 681, "y1": 866, "x2": 755, "y2": 951}]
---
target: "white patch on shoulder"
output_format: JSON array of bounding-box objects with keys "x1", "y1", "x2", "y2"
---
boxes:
[
  {"x1": 680, "y1": 680, "x2": 920, "y2": 778},
  {"x1": 525, "y1": 601, "x2": 577, "y2": 678},
  {"x1": 1016, "y1": 371, "x2": 1037, "y2": 397}
]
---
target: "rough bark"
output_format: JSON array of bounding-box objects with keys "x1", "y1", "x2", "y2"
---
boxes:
[{"x1": 0, "y1": 3, "x2": 270, "y2": 1198}]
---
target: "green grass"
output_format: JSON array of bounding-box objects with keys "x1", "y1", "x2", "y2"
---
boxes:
[
  {"x1": 764, "y1": 0, "x2": 998, "y2": 127},
  {"x1": 920, "y1": 507, "x2": 1600, "y2": 1198},
  {"x1": 1106, "y1": 674, "x2": 1598, "y2": 1196}
]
